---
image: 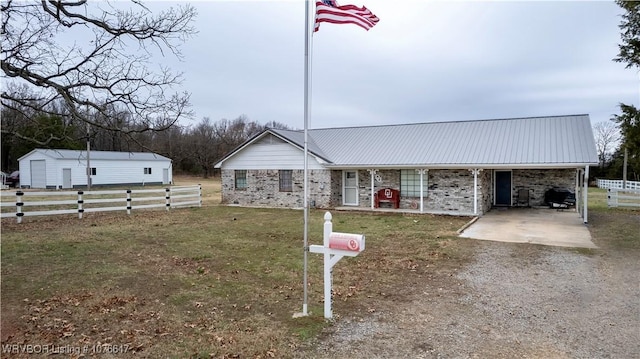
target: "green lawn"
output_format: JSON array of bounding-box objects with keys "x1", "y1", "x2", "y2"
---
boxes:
[
  {"x1": 1, "y1": 204, "x2": 470, "y2": 358},
  {"x1": 587, "y1": 187, "x2": 640, "y2": 250}
]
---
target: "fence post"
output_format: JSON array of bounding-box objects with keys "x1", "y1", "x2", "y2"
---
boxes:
[
  {"x1": 126, "y1": 190, "x2": 132, "y2": 215},
  {"x1": 165, "y1": 188, "x2": 171, "y2": 211},
  {"x1": 198, "y1": 184, "x2": 202, "y2": 207},
  {"x1": 16, "y1": 191, "x2": 24, "y2": 224},
  {"x1": 607, "y1": 188, "x2": 620, "y2": 207},
  {"x1": 78, "y1": 191, "x2": 84, "y2": 219}
]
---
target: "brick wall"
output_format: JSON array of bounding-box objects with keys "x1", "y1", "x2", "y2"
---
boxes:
[
  {"x1": 480, "y1": 170, "x2": 492, "y2": 213},
  {"x1": 330, "y1": 170, "x2": 342, "y2": 207},
  {"x1": 220, "y1": 169, "x2": 332, "y2": 208},
  {"x1": 347, "y1": 169, "x2": 480, "y2": 214},
  {"x1": 358, "y1": 169, "x2": 400, "y2": 207},
  {"x1": 220, "y1": 168, "x2": 576, "y2": 213},
  {"x1": 512, "y1": 168, "x2": 576, "y2": 206},
  {"x1": 422, "y1": 169, "x2": 475, "y2": 214}
]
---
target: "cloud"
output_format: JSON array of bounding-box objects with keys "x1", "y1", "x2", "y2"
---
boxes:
[{"x1": 134, "y1": 1, "x2": 639, "y2": 129}]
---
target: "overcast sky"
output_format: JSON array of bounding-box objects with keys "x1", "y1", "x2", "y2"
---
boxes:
[{"x1": 161, "y1": 0, "x2": 637, "y2": 130}]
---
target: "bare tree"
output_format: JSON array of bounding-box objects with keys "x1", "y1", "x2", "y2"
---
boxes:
[
  {"x1": 190, "y1": 117, "x2": 217, "y2": 178},
  {"x1": 263, "y1": 120, "x2": 293, "y2": 130},
  {"x1": 593, "y1": 121, "x2": 620, "y2": 168},
  {"x1": 212, "y1": 116, "x2": 263, "y2": 153},
  {"x1": 1, "y1": 0, "x2": 197, "y2": 146}
]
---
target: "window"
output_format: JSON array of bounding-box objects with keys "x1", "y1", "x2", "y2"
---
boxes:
[
  {"x1": 144, "y1": 167, "x2": 152, "y2": 174},
  {"x1": 88, "y1": 167, "x2": 96, "y2": 176},
  {"x1": 279, "y1": 170, "x2": 293, "y2": 192},
  {"x1": 235, "y1": 170, "x2": 247, "y2": 190},
  {"x1": 400, "y1": 169, "x2": 428, "y2": 197}
]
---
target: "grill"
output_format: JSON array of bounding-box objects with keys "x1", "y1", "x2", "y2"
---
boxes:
[{"x1": 544, "y1": 188, "x2": 576, "y2": 209}]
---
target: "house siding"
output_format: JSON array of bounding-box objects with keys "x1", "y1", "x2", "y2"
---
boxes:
[
  {"x1": 222, "y1": 135, "x2": 325, "y2": 170},
  {"x1": 56, "y1": 159, "x2": 169, "y2": 188},
  {"x1": 19, "y1": 151, "x2": 171, "y2": 188}
]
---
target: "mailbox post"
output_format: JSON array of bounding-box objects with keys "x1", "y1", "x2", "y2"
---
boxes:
[{"x1": 309, "y1": 212, "x2": 365, "y2": 319}]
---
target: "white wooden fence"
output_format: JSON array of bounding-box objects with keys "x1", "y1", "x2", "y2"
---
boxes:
[
  {"x1": 607, "y1": 188, "x2": 640, "y2": 208},
  {"x1": 597, "y1": 179, "x2": 640, "y2": 190},
  {"x1": 0, "y1": 185, "x2": 201, "y2": 223}
]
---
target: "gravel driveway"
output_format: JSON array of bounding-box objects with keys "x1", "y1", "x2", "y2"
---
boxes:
[{"x1": 302, "y1": 242, "x2": 640, "y2": 358}]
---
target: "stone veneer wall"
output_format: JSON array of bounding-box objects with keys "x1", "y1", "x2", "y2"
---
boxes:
[
  {"x1": 220, "y1": 168, "x2": 573, "y2": 212},
  {"x1": 479, "y1": 170, "x2": 493, "y2": 214},
  {"x1": 341, "y1": 169, "x2": 480, "y2": 214},
  {"x1": 423, "y1": 169, "x2": 475, "y2": 214},
  {"x1": 360, "y1": 169, "x2": 400, "y2": 207},
  {"x1": 220, "y1": 169, "x2": 332, "y2": 208},
  {"x1": 511, "y1": 168, "x2": 576, "y2": 206},
  {"x1": 330, "y1": 170, "x2": 343, "y2": 207}
]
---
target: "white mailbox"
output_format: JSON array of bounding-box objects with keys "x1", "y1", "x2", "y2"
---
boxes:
[
  {"x1": 307, "y1": 212, "x2": 367, "y2": 319},
  {"x1": 328, "y1": 232, "x2": 365, "y2": 252}
]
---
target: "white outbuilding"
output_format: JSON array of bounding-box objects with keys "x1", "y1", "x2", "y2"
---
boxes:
[{"x1": 18, "y1": 149, "x2": 172, "y2": 189}]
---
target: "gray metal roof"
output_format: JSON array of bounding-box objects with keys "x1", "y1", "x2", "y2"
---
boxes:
[
  {"x1": 270, "y1": 129, "x2": 331, "y2": 162},
  {"x1": 275, "y1": 115, "x2": 598, "y2": 168},
  {"x1": 20, "y1": 149, "x2": 171, "y2": 162}
]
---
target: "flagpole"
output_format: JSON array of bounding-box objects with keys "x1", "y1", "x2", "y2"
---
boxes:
[
  {"x1": 297, "y1": 0, "x2": 378, "y2": 318},
  {"x1": 301, "y1": 0, "x2": 313, "y2": 317}
]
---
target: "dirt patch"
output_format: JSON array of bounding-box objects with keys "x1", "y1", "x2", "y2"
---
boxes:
[{"x1": 300, "y1": 241, "x2": 640, "y2": 358}]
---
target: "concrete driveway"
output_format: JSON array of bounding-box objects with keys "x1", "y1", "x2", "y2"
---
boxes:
[{"x1": 459, "y1": 208, "x2": 597, "y2": 248}]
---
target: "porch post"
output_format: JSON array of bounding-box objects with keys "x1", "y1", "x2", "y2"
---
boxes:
[
  {"x1": 416, "y1": 169, "x2": 428, "y2": 213},
  {"x1": 575, "y1": 169, "x2": 581, "y2": 218},
  {"x1": 367, "y1": 169, "x2": 378, "y2": 209},
  {"x1": 469, "y1": 169, "x2": 482, "y2": 215},
  {"x1": 583, "y1": 165, "x2": 589, "y2": 224}
]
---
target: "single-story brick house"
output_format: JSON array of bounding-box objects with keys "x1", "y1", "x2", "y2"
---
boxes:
[{"x1": 214, "y1": 115, "x2": 598, "y2": 222}]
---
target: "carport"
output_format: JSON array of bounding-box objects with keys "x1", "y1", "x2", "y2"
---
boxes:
[{"x1": 459, "y1": 208, "x2": 596, "y2": 248}]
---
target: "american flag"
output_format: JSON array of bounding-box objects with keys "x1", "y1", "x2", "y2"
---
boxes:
[{"x1": 315, "y1": 0, "x2": 379, "y2": 32}]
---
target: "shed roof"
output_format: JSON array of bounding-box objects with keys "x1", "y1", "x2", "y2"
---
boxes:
[
  {"x1": 217, "y1": 114, "x2": 598, "y2": 169},
  {"x1": 19, "y1": 149, "x2": 171, "y2": 162}
]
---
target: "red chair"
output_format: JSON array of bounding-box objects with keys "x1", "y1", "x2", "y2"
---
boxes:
[{"x1": 374, "y1": 188, "x2": 400, "y2": 209}]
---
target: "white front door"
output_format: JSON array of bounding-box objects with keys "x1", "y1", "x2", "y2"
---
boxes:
[{"x1": 343, "y1": 170, "x2": 359, "y2": 206}]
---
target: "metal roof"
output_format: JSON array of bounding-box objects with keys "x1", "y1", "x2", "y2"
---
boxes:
[
  {"x1": 274, "y1": 115, "x2": 598, "y2": 168},
  {"x1": 19, "y1": 149, "x2": 171, "y2": 162},
  {"x1": 269, "y1": 129, "x2": 331, "y2": 162}
]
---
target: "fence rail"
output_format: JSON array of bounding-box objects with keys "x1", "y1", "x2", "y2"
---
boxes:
[
  {"x1": 0, "y1": 185, "x2": 201, "y2": 223},
  {"x1": 607, "y1": 188, "x2": 640, "y2": 208},
  {"x1": 597, "y1": 179, "x2": 640, "y2": 190}
]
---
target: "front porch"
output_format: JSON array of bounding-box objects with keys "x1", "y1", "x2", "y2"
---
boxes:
[
  {"x1": 334, "y1": 206, "x2": 476, "y2": 217},
  {"x1": 332, "y1": 168, "x2": 490, "y2": 216},
  {"x1": 331, "y1": 167, "x2": 590, "y2": 222}
]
